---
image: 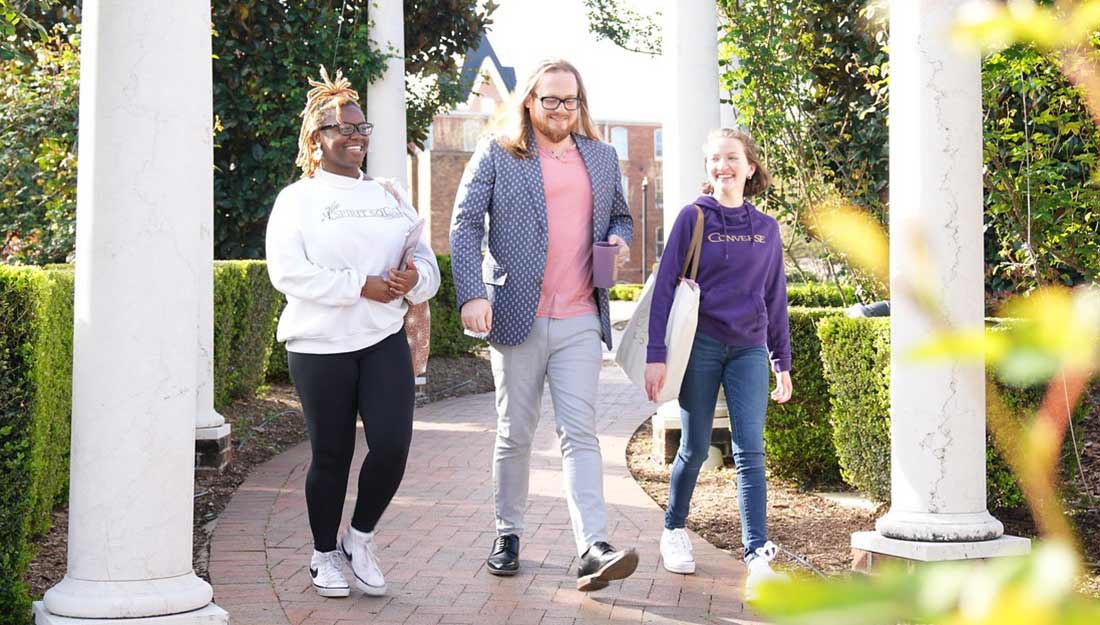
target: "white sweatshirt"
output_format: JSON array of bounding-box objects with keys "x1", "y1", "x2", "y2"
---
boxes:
[{"x1": 265, "y1": 168, "x2": 441, "y2": 354}]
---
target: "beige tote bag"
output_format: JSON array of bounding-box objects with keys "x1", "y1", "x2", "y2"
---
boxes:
[{"x1": 615, "y1": 206, "x2": 704, "y2": 403}]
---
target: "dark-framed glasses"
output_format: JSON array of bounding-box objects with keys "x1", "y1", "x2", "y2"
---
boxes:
[
  {"x1": 537, "y1": 96, "x2": 582, "y2": 111},
  {"x1": 318, "y1": 121, "x2": 374, "y2": 137}
]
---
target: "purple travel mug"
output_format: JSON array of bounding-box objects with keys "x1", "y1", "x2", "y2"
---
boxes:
[{"x1": 592, "y1": 241, "x2": 620, "y2": 289}]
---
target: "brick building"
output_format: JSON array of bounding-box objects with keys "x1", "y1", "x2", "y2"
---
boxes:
[{"x1": 411, "y1": 36, "x2": 665, "y2": 284}]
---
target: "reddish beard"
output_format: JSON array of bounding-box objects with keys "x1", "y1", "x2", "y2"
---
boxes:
[{"x1": 531, "y1": 113, "x2": 574, "y2": 143}]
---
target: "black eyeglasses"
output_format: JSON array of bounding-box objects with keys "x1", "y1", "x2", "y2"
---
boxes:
[
  {"x1": 318, "y1": 122, "x2": 374, "y2": 137},
  {"x1": 536, "y1": 96, "x2": 582, "y2": 111}
]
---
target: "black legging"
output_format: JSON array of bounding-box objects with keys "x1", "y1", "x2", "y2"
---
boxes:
[{"x1": 287, "y1": 329, "x2": 415, "y2": 552}]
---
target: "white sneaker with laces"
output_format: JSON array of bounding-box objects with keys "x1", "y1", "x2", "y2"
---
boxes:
[
  {"x1": 340, "y1": 526, "x2": 386, "y2": 596},
  {"x1": 744, "y1": 541, "x2": 790, "y2": 602},
  {"x1": 660, "y1": 528, "x2": 696, "y2": 574},
  {"x1": 309, "y1": 549, "x2": 350, "y2": 598}
]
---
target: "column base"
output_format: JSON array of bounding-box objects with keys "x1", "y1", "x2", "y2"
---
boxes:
[
  {"x1": 195, "y1": 424, "x2": 232, "y2": 474},
  {"x1": 876, "y1": 509, "x2": 1005, "y2": 542},
  {"x1": 852, "y1": 530, "x2": 1031, "y2": 572},
  {"x1": 35, "y1": 603, "x2": 227, "y2": 625},
  {"x1": 195, "y1": 408, "x2": 226, "y2": 431},
  {"x1": 42, "y1": 573, "x2": 214, "y2": 619}
]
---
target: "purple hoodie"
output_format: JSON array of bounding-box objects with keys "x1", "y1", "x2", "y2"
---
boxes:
[{"x1": 647, "y1": 195, "x2": 791, "y2": 372}]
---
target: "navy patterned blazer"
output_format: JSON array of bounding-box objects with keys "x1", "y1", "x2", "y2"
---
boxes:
[{"x1": 449, "y1": 132, "x2": 634, "y2": 349}]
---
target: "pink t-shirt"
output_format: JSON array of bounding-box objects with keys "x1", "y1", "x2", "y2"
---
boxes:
[{"x1": 536, "y1": 145, "x2": 598, "y2": 318}]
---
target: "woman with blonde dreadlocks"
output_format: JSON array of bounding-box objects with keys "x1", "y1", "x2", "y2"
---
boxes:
[{"x1": 266, "y1": 67, "x2": 440, "y2": 599}]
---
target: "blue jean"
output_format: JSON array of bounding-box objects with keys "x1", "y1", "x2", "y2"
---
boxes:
[{"x1": 665, "y1": 333, "x2": 770, "y2": 561}]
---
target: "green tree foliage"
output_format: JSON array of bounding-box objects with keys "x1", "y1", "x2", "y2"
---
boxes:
[
  {"x1": 1, "y1": 1, "x2": 493, "y2": 262},
  {"x1": 0, "y1": 0, "x2": 49, "y2": 62},
  {"x1": 209, "y1": 1, "x2": 387, "y2": 258},
  {"x1": 983, "y1": 41, "x2": 1100, "y2": 296},
  {"x1": 718, "y1": 0, "x2": 889, "y2": 298},
  {"x1": 583, "y1": 0, "x2": 661, "y2": 55},
  {"x1": 720, "y1": 1, "x2": 1100, "y2": 302},
  {"x1": 0, "y1": 25, "x2": 79, "y2": 265}
]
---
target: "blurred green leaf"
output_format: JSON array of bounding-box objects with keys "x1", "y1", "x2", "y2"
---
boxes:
[
  {"x1": 955, "y1": 0, "x2": 1100, "y2": 51},
  {"x1": 756, "y1": 540, "x2": 1100, "y2": 625}
]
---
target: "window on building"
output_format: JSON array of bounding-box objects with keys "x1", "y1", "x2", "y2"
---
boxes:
[
  {"x1": 610, "y1": 127, "x2": 629, "y2": 161},
  {"x1": 654, "y1": 128, "x2": 663, "y2": 160},
  {"x1": 621, "y1": 174, "x2": 631, "y2": 204}
]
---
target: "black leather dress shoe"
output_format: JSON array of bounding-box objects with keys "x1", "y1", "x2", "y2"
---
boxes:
[
  {"x1": 486, "y1": 534, "x2": 520, "y2": 576},
  {"x1": 576, "y1": 541, "x2": 638, "y2": 591}
]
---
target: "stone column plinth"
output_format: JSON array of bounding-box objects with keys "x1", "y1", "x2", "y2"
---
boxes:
[
  {"x1": 196, "y1": 172, "x2": 230, "y2": 473},
  {"x1": 367, "y1": 0, "x2": 408, "y2": 185},
  {"x1": 854, "y1": 0, "x2": 1029, "y2": 564},
  {"x1": 36, "y1": 1, "x2": 227, "y2": 623},
  {"x1": 662, "y1": 0, "x2": 720, "y2": 238}
]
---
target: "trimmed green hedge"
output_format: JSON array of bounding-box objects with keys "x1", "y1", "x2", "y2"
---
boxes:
[
  {"x1": 428, "y1": 255, "x2": 483, "y2": 357},
  {"x1": 212, "y1": 261, "x2": 281, "y2": 408},
  {"x1": 817, "y1": 317, "x2": 892, "y2": 500},
  {"x1": 266, "y1": 300, "x2": 289, "y2": 383},
  {"x1": 607, "y1": 281, "x2": 856, "y2": 306},
  {"x1": 0, "y1": 262, "x2": 283, "y2": 619},
  {"x1": 765, "y1": 307, "x2": 846, "y2": 487},
  {"x1": 817, "y1": 316, "x2": 1092, "y2": 509},
  {"x1": 0, "y1": 266, "x2": 73, "y2": 621},
  {"x1": 786, "y1": 282, "x2": 856, "y2": 307},
  {"x1": 265, "y1": 254, "x2": 482, "y2": 384}
]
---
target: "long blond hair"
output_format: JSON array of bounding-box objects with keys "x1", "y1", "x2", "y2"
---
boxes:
[
  {"x1": 498, "y1": 59, "x2": 602, "y2": 158},
  {"x1": 295, "y1": 66, "x2": 361, "y2": 178}
]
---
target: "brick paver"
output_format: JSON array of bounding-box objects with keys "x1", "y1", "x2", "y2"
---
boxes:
[{"x1": 209, "y1": 360, "x2": 767, "y2": 624}]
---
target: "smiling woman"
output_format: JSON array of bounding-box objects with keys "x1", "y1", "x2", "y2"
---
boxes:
[{"x1": 266, "y1": 66, "x2": 441, "y2": 600}]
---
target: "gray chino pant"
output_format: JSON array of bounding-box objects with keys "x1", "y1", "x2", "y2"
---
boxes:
[{"x1": 489, "y1": 314, "x2": 608, "y2": 556}]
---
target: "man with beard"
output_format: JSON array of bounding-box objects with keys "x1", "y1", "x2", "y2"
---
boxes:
[{"x1": 449, "y1": 59, "x2": 636, "y2": 591}]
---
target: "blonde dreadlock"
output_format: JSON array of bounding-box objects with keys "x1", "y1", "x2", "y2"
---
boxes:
[{"x1": 295, "y1": 65, "x2": 362, "y2": 178}]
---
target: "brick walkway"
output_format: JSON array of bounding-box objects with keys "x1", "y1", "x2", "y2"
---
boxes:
[{"x1": 208, "y1": 362, "x2": 766, "y2": 625}]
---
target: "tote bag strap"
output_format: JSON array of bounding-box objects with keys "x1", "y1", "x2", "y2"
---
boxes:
[{"x1": 678, "y1": 204, "x2": 705, "y2": 281}]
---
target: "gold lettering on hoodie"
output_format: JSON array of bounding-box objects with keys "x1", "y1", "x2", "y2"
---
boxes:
[{"x1": 707, "y1": 232, "x2": 766, "y2": 244}]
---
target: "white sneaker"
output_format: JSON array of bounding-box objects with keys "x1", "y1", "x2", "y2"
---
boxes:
[
  {"x1": 309, "y1": 549, "x2": 350, "y2": 598},
  {"x1": 660, "y1": 528, "x2": 696, "y2": 574},
  {"x1": 744, "y1": 541, "x2": 790, "y2": 602},
  {"x1": 340, "y1": 526, "x2": 386, "y2": 596}
]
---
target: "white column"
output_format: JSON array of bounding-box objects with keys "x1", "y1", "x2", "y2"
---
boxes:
[
  {"x1": 37, "y1": 1, "x2": 226, "y2": 622},
  {"x1": 367, "y1": 0, "x2": 408, "y2": 185},
  {"x1": 196, "y1": 204, "x2": 228, "y2": 439},
  {"x1": 661, "y1": 0, "x2": 721, "y2": 240},
  {"x1": 851, "y1": 0, "x2": 1027, "y2": 561}
]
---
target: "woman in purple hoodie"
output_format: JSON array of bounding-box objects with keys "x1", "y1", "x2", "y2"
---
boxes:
[{"x1": 644, "y1": 128, "x2": 792, "y2": 598}]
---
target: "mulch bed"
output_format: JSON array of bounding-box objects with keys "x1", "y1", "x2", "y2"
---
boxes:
[
  {"x1": 24, "y1": 352, "x2": 495, "y2": 600},
  {"x1": 625, "y1": 419, "x2": 878, "y2": 576},
  {"x1": 625, "y1": 413, "x2": 1100, "y2": 596}
]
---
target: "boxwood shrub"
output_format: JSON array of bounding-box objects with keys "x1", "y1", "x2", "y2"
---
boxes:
[
  {"x1": 0, "y1": 266, "x2": 73, "y2": 621},
  {"x1": 764, "y1": 307, "x2": 846, "y2": 487},
  {"x1": 817, "y1": 316, "x2": 1092, "y2": 509},
  {"x1": 786, "y1": 282, "x2": 857, "y2": 307},
  {"x1": 0, "y1": 261, "x2": 284, "y2": 619},
  {"x1": 212, "y1": 261, "x2": 281, "y2": 408}
]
